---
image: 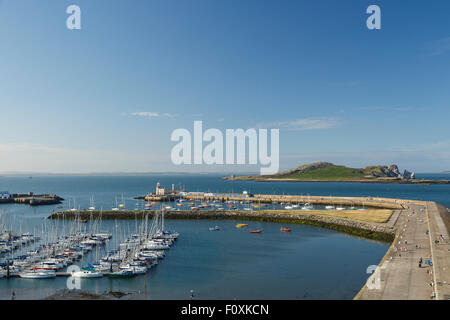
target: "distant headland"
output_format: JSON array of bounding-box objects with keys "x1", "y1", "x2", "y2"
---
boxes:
[{"x1": 223, "y1": 162, "x2": 450, "y2": 184}]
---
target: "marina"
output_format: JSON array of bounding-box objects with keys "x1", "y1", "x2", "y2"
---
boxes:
[
  {"x1": 0, "y1": 206, "x2": 179, "y2": 281},
  {"x1": 0, "y1": 174, "x2": 449, "y2": 299}
]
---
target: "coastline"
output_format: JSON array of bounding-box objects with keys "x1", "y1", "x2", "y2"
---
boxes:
[{"x1": 222, "y1": 177, "x2": 450, "y2": 185}]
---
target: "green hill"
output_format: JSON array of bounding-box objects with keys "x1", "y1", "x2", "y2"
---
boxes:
[
  {"x1": 267, "y1": 162, "x2": 398, "y2": 181},
  {"x1": 224, "y1": 162, "x2": 415, "y2": 182}
]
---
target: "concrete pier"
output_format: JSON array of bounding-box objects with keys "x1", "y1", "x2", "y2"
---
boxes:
[{"x1": 355, "y1": 200, "x2": 450, "y2": 300}]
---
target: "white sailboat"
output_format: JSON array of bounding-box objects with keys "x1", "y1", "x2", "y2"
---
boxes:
[
  {"x1": 112, "y1": 196, "x2": 119, "y2": 211},
  {"x1": 19, "y1": 269, "x2": 56, "y2": 279},
  {"x1": 88, "y1": 196, "x2": 96, "y2": 211},
  {"x1": 71, "y1": 269, "x2": 103, "y2": 278},
  {"x1": 325, "y1": 196, "x2": 335, "y2": 210},
  {"x1": 302, "y1": 203, "x2": 314, "y2": 210}
]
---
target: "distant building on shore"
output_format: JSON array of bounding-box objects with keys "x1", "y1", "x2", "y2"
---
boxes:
[{"x1": 156, "y1": 182, "x2": 166, "y2": 196}]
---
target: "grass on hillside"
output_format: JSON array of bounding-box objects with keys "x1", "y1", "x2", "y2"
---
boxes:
[{"x1": 276, "y1": 165, "x2": 369, "y2": 180}]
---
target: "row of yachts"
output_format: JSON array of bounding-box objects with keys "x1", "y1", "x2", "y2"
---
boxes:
[
  {"x1": 0, "y1": 211, "x2": 179, "y2": 280},
  {"x1": 0, "y1": 232, "x2": 40, "y2": 256},
  {"x1": 0, "y1": 231, "x2": 112, "y2": 279},
  {"x1": 88, "y1": 229, "x2": 179, "y2": 278},
  {"x1": 161, "y1": 199, "x2": 366, "y2": 212}
]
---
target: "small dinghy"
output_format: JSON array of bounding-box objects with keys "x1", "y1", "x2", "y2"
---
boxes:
[
  {"x1": 208, "y1": 226, "x2": 221, "y2": 231},
  {"x1": 236, "y1": 224, "x2": 248, "y2": 228},
  {"x1": 280, "y1": 228, "x2": 291, "y2": 232},
  {"x1": 249, "y1": 230, "x2": 262, "y2": 234}
]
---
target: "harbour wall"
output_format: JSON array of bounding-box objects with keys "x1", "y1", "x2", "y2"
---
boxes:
[
  {"x1": 0, "y1": 194, "x2": 63, "y2": 206},
  {"x1": 48, "y1": 209, "x2": 396, "y2": 243}
]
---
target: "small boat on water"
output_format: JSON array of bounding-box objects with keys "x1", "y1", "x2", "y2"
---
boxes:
[
  {"x1": 20, "y1": 269, "x2": 56, "y2": 279},
  {"x1": 302, "y1": 203, "x2": 314, "y2": 210},
  {"x1": 249, "y1": 230, "x2": 262, "y2": 234},
  {"x1": 208, "y1": 226, "x2": 221, "y2": 231},
  {"x1": 280, "y1": 228, "x2": 291, "y2": 232},
  {"x1": 236, "y1": 224, "x2": 248, "y2": 228},
  {"x1": 80, "y1": 220, "x2": 88, "y2": 223},
  {"x1": 72, "y1": 269, "x2": 103, "y2": 278},
  {"x1": 106, "y1": 270, "x2": 134, "y2": 278},
  {"x1": 88, "y1": 195, "x2": 96, "y2": 211}
]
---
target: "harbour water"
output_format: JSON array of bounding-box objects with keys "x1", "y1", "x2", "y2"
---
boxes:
[{"x1": 0, "y1": 173, "x2": 449, "y2": 300}]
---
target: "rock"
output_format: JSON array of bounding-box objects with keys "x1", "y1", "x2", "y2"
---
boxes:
[
  {"x1": 403, "y1": 170, "x2": 414, "y2": 180},
  {"x1": 388, "y1": 164, "x2": 401, "y2": 177}
]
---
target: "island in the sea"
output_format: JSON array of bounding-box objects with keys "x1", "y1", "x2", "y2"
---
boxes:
[{"x1": 223, "y1": 162, "x2": 450, "y2": 184}]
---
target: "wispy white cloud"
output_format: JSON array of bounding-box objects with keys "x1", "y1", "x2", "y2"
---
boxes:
[
  {"x1": 259, "y1": 118, "x2": 341, "y2": 131},
  {"x1": 131, "y1": 112, "x2": 178, "y2": 118}
]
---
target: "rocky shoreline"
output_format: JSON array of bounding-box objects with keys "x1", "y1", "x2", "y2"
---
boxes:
[{"x1": 222, "y1": 177, "x2": 450, "y2": 184}]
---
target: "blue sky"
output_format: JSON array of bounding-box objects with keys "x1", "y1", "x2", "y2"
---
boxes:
[{"x1": 1, "y1": 0, "x2": 450, "y2": 173}]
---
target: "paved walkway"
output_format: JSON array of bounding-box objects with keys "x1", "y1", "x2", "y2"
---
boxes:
[{"x1": 357, "y1": 201, "x2": 450, "y2": 300}]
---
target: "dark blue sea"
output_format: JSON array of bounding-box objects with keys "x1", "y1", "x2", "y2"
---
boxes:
[{"x1": 0, "y1": 173, "x2": 449, "y2": 300}]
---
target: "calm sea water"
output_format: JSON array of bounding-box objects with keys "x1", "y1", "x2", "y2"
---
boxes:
[{"x1": 0, "y1": 173, "x2": 449, "y2": 300}]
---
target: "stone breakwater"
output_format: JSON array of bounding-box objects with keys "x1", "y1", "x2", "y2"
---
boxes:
[
  {"x1": 0, "y1": 193, "x2": 63, "y2": 206},
  {"x1": 49, "y1": 209, "x2": 396, "y2": 242}
]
